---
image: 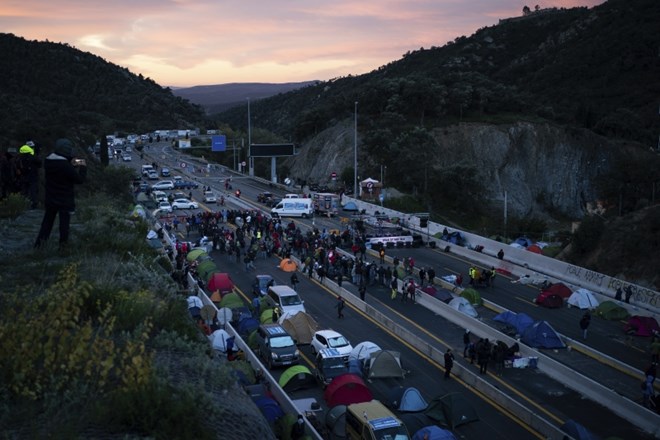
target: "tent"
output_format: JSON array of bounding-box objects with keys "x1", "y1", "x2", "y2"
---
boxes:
[
  {"x1": 279, "y1": 259, "x2": 297, "y2": 272},
  {"x1": 216, "y1": 307, "x2": 233, "y2": 325},
  {"x1": 543, "y1": 283, "x2": 572, "y2": 299},
  {"x1": 535, "y1": 291, "x2": 564, "y2": 308},
  {"x1": 342, "y1": 201, "x2": 359, "y2": 212},
  {"x1": 209, "y1": 290, "x2": 223, "y2": 303},
  {"x1": 624, "y1": 315, "x2": 660, "y2": 337},
  {"x1": 323, "y1": 373, "x2": 372, "y2": 408},
  {"x1": 196, "y1": 260, "x2": 217, "y2": 281},
  {"x1": 560, "y1": 419, "x2": 601, "y2": 440},
  {"x1": 422, "y1": 286, "x2": 453, "y2": 303},
  {"x1": 422, "y1": 286, "x2": 438, "y2": 296},
  {"x1": 260, "y1": 308, "x2": 275, "y2": 324},
  {"x1": 366, "y1": 350, "x2": 406, "y2": 379},
  {"x1": 349, "y1": 341, "x2": 381, "y2": 363},
  {"x1": 278, "y1": 365, "x2": 315, "y2": 392},
  {"x1": 254, "y1": 396, "x2": 284, "y2": 424},
  {"x1": 526, "y1": 243, "x2": 543, "y2": 254},
  {"x1": 237, "y1": 316, "x2": 260, "y2": 337},
  {"x1": 210, "y1": 329, "x2": 236, "y2": 352},
  {"x1": 460, "y1": 288, "x2": 482, "y2": 306},
  {"x1": 512, "y1": 237, "x2": 533, "y2": 248},
  {"x1": 448, "y1": 297, "x2": 478, "y2": 318},
  {"x1": 424, "y1": 393, "x2": 479, "y2": 429},
  {"x1": 494, "y1": 311, "x2": 535, "y2": 336},
  {"x1": 279, "y1": 312, "x2": 319, "y2": 345},
  {"x1": 186, "y1": 248, "x2": 207, "y2": 261},
  {"x1": 595, "y1": 301, "x2": 630, "y2": 321},
  {"x1": 444, "y1": 231, "x2": 466, "y2": 246},
  {"x1": 412, "y1": 426, "x2": 457, "y2": 440},
  {"x1": 400, "y1": 413, "x2": 436, "y2": 438},
  {"x1": 521, "y1": 320, "x2": 565, "y2": 349},
  {"x1": 388, "y1": 387, "x2": 428, "y2": 412},
  {"x1": 219, "y1": 292, "x2": 243, "y2": 309},
  {"x1": 568, "y1": 288, "x2": 599, "y2": 309},
  {"x1": 207, "y1": 273, "x2": 234, "y2": 295},
  {"x1": 325, "y1": 405, "x2": 347, "y2": 438}
]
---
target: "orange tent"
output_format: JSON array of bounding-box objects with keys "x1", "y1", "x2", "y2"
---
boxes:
[{"x1": 279, "y1": 259, "x2": 297, "y2": 272}]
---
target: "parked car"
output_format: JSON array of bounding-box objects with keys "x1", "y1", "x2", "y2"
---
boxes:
[
  {"x1": 161, "y1": 167, "x2": 170, "y2": 177},
  {"x1": 310, "y1": 330, "x2": 353, "y2": 360},
  {"x1": 171, "y1": 198, "x2": 199, "y2": 210},
  {"x1": 122, "y1": 154, "x2": 132, "y2": 162},
  {"x1": 173, "y1": 180, "x2": 199, "y2": 190},
  {"x1": 147, "y1": 170, "x2": 159, "y2": 180},
  {"x1": 203, "y1": 191, "x2": 217, "y2": 203},
  {"x1": 255, "y1": 324, "x2": 300, "y2": 369},
  {"x1": 252, "y1": 275, "x2": 276, "y2": 297},
  {"x1": 173, "y1": 191, "x2": 189, "y2": 200},
  {"x1": 152, "y1": 191, "x2": 168, "y2": 202},
  {"x1": 157, "y1": 201, "x2": 172, "y2": 213},
  {"x1": 151, "y1": 180, "x2": 174, "y2": 190}
]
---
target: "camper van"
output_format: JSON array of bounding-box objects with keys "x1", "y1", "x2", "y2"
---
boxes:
[
  {"x1": 313, "y1": 192, "x2": 340, "y2": 216},
  {"x1": 255, "y1": 324, "x2": 300, "y2": 369},
  {"x1": 266, "y1": 285, "x2": 306, "y2": 316},
  {"x1": 270, "y1": 198, "x2": 313, "y2": 218},
  {"x1": 345, "y1": 400, "x2": 410, "y2": 440}
]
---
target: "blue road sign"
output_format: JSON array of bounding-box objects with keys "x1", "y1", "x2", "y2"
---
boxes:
[{"x1": 211, "y1": 135, "x2": 226, "y2": 152}]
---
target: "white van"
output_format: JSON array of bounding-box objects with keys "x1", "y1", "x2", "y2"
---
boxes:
[
  {"x1": 271, "y1": 198, "x2": 313, "y2": 218},
  {"x1": 266, "y1": 285, "x2": 306, "y2": 316}
]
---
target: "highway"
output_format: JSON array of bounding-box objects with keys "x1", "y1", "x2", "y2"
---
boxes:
[{"x1": 126, "y1": 143, "x2": 657, "y2": 439}]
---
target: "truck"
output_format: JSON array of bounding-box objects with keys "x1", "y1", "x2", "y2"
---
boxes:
[
  {"x1": 313, "y1": 192, "x2": 340, "y2": 216},
  {"x1": 270, "y1": 198, "x2": 313, "y2": 218}
]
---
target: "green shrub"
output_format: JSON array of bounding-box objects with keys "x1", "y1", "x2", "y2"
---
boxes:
[{"x1": 0, "y1": 193, "x2": 30, "y2": 219}]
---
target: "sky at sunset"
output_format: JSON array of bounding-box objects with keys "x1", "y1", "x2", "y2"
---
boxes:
[{"x1": 2, "y1": 1, "x2": 605, "y2": 87}]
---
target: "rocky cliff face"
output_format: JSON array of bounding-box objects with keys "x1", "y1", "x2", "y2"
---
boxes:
[{"x1": 286, "y1": 121, "x2": 633, "y2": 220}]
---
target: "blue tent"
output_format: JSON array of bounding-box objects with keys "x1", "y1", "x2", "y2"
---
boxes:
[
  {"x1": 413, "y1": 426, "x2": 457, "y2": 440},
  {"x1": 348, "y1": 359, "x2": 362, "y2": 376},
  {"x1": 237, "y1": 316, "x2": 260, "y2": 337},
  {"x1": 513, "y1": 236, "x2": 533, "y2": 247},
  {"x1": 493, "y1": 311, "x2": 534, "y2": 335},
  {"x1": 560, "y1": 420, "x2": 601, "y2": 440},
  {"x1": 522, "y1": 320, "x2": 566, "y2": 349},
  {"x1": 254, "y1": 397, "x2": 284, "y2": 423},
  {"x1": 342, "y1": 201, "x2": 359, "y2": 211},
  {"x1": 444, "y1": 231, "x2": 466, "y2": 246},
  {"x1": 388, "y1": 387, "x2": 428, "y2": 412}
]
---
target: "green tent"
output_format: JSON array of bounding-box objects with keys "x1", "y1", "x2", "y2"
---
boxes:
[
  {"x1": 260, "y1": 308, "x2": 275, "y2": 324},
  {"x1": 186, "y1": 249, "x2": 207, "y2": 262},
  {"x1": 278, "y1": 365, "x2": 315, "y2": 392},
  {"x1": 425, "y1": 393, "x2": 479, "y2": 429},
  {"x1": 460, "y1": 288, "x2": 482, "y2": 306},
  {"x1": 197, "y1": 260, "x2": 217, "y2": 282},
  {"x1": 595, "y1": 301, "x2": 630, "y2": 321},
  {"x1": 219, "y1": 292, "x2": 243, "y2": 309},
  {"x1": 247, "y1": 330, "x2": 259, "y2": 350}
]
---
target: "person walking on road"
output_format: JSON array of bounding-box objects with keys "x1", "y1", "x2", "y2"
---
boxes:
[
  {"x1": 335, "y1": 296, "x2": 345, "y2": 319},
  {"x1": 290, "y1": 273, "x2": 299, "y2": 291},
  {"x1": 463, "y1": 329, "x2": 471, "y2": 357},
  {"x1": 444, "y1": 348, "x2": 454, "y2": 379},
  {"x1": 580, "y1": 311, "x2": 591, "y2": 340},
  {"x1": 358, "y1": 285, "x2": 366, "y2": 302}
]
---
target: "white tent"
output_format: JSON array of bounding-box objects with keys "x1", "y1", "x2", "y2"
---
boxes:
[
  {"x1": 210, "y1": 329, "x2": 236, "y2": 352},
  {"x1": 349, "y1": 341, "x2": 382, "y2": 362},
  {"x1": 216, "y1": 307, "x2": 233, "y2": 325},
  {"x1": 448, "y1": 297, "x2": 478, "y2": 318},
  {"x1": 567, "y1": 288, "x2": 599, "y2": 309}
]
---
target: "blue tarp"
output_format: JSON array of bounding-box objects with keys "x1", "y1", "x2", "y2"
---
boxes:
[
  {"x1": 493, "y1": 311, "x2": 535, "y2": 335},
  {"x1": 522, "y1": 320, "x2": 566, "y2": 349},
  {"x1": 254, "y1": 397, "x2": 284, "y2": 423},
  {"x1": 412, "y1": 426, "x2": 457, "y2": 440}
]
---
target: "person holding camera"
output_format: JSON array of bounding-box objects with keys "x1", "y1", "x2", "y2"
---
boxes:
[{"x1": 34, "y1": 138, "x2": 87, "y2": 249}]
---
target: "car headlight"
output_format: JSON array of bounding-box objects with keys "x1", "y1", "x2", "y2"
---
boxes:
[
  {"x1": 271, "y1": 353, "x2": 279, "y2": 359},
  {"x1": 294, "y1": 349, "x2": 300, "y2": 357}
]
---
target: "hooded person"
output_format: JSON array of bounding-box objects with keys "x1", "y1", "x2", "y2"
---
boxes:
[
  {"x1": 17, "y1": 143, "x2": 41, "y2": 208},
  {"x1": 34, "y1": 138, "x2": 87, "y2": 249}
]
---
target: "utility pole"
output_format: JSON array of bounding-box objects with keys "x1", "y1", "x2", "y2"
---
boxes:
[{"x1": 354, "y1": 101, "x2": 358, "y2": 197}]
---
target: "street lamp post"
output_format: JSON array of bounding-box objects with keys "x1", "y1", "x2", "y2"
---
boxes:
[
  {"x1": 354, "y1": 101, "x2": 358, "y2": 197},
  {"x1": 247, "y1": 97, "x2": 252, "y2": 176}
]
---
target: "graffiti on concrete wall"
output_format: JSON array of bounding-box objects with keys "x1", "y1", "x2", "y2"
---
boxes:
[{"x1": 565, "y1": 264, "x2": 659, "y2": 309}]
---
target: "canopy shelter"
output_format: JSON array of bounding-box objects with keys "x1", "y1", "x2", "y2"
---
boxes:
[{"x1": 279, "y1": 311, "x2": 319, "y2": 345}]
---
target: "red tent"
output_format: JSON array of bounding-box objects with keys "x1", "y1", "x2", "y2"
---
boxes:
[
  {"x1": 323, "y1": 373, "x2": 372, "y2": 408},
  {"x1": 543, "y1": 283, "x2": 572, "y2": 299},
  {"x1": 207, "y1": 273, "x2": 234, "y2": 296},
  {"x1": 624, "y1": 316, "x2": 659, "y2": 337},
  {"x1": 535, "y1": 291, "x2": 564, "y2": 308},
  {"x1": 527, "y1": 244, "x2": 543, "y2": 254}
]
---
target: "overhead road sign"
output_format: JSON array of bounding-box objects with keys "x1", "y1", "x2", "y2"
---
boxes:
[
  {"x1": 211, "y1": 135, "x2": 226, "y2": 152},
  {"x1": 250, "y1": 143, "x2": 296, "y2": 157}
]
